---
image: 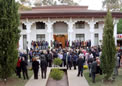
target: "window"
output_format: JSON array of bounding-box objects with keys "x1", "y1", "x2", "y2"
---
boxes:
[
  {"x1": 36, "y1": 34, "x2": 45, "y2": 41},
  {"x1": 75, "y1": 21, "x2": 85, "y2": 29},
  {"x1": 94, "y1": 22, "x2": 99, "y2": 29},
  {"x1": 23, "y1": 35, "x2": 27, "y2": 49},
  {"x1": 76, "y1": 34, "x2": 85, "y2": 41},
  {"x1": 22, "y1": 24, "x2": 26, "y2": 30},
  {"x1": 36, "y1": 22, "x2": 45, "y2": 29},
  {"x1": 94, "y1": 34, "x2": 99, "y2": 45}
]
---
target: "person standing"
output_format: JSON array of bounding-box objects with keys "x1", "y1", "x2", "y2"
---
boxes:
[
  {"x1": 40, "y1": 51, "x2": 45, "y2": 61},
  {"x1": 114, "y1": 55, "x2": 120, "y2": 76},
  {"x1": 96, "y1": 57, "x2": 102, "y2": 75},
  {"x1": 77, "y1": 55, "x2": 84, "y2": 77},
  {"x1": 58, "y1": 52, "x2": 63, "y2": 67},
  {"x1": 32, "y1": 58, "x2": 39, "y2": 79},
  {"x1": 63, "y1": 50, "x2": 67, "y2": 67},
  {"x1": 87, "y1": 53, "x2": 93, "y2": 77},
  {"x1": 16, "y1": 57, "x2": 21, "y2": 78},
  {"x1": 21, "y1": 57, "x2": 29, "y2": 80},
  {"x1": 23, "y1": 52, "x2": 28, "y2": 64},
  {"x1": 91, "y1": 59, "x2": 97, "y2": 83},
  {"x1": 40, "y1": 57, "x2": 48, "y2": 79},
  {"x1": 29, "y1": 49, "x2": 33, "y2": 62},
  {"x1": 72, "y1": 52, "x2": 78, "y2": 70},
  {"x1": 67, "y1": 52, "x2": 72, "y2": 70},
  {"x1": 47, "y1": 50, "x2": 53, "y2": 67}
]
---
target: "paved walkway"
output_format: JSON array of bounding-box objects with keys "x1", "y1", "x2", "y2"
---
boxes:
[
  {"x1": 25, "y1": 68, "x2": 89, "y2": 86},
  {"x1": 67, "y1": 69, "x2": 89, "y2": 86},
  {"x1": 25, "y1": 68, "x2": 51, "y2": 86}
]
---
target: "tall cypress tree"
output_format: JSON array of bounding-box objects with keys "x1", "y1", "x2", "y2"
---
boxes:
[
  {"x1": 0, "y1": 0, "x2": 20, "y2": 80},
  {"x1": 100, "y1": 10, "x2": 116, "y2": 80}
]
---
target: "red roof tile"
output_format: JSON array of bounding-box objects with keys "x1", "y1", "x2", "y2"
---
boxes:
[{"x1": 20, "y1": 5, "x2": 122, "y2": 19}]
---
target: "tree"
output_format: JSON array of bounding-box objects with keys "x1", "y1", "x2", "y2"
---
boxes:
[
  {"x1": 117, "y1": 19, "x2": 122, "y2": 34},
  {"x1": 0, "y1": 0, "x2": 20, "y2": 80},
  {"x1": 18, "y1": 0, "x2": 79, "y2": 10},
  {"x1": 100, "y1": 10, "x2": 116, "y2": 80},
  {"x1": 59, "y1": 0, "x2": 78, "y2": 5},
  {"x1": 102, "y1": 0, "x2": 122, "y2": 10},
  {"x1": 18, "y1": 3, "x2": 32, "y2": 11},
  {"x1": 28, "y1": 0, "x2": 78, "y2": 6},
  {"x1": 117, "y1": 9, "x2": 122, "y2": 34}
]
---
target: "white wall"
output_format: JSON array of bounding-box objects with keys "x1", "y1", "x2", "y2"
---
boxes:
[
  {"x1": 20, "y1": 18, "x2": 104, "y2": 49},
  {"x1": 73, "y1": 23, "x2": 91, "y2": 41},
  {"x1": 30, "y1": 23, "x2": 48, "y2": 42}
]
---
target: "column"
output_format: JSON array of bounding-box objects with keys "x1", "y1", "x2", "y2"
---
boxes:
[
  {"x1": 47, "y1": 19, "x2": 53, "y2": 47},
  {"x1": 114, "y1": 22, "x2": 118, "y2": 46},
  {"x1": 19, "y1": 34, "x2": 23, "y2": 50},
  {"x1": 26, "y1": 23, "x2": 32, "y2": 50},
  {"x1": 68, "y1": 18, "x2": 74, "y2": 46},
  {"x1": 88, "y1": 21, "x2": 96, "y2": 46}
]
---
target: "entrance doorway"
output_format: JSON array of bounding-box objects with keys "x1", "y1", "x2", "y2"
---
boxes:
[
  {"x1": 53, "y1": 21, "x2": 68, "y2": 48},
  {"x1": 54, "y1": 34, "x2": 68, "y2": 48}
]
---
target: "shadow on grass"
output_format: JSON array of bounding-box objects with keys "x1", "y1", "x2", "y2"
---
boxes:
[
  {"x1": 84, "y1": 68, "x2": 122, "y2": 86},
  {"x1": 0, "y1": 69, "x2": 33, "y2": 86}
]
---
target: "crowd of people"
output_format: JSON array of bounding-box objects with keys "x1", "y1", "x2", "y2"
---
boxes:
[
  {"x1": 17, "y1": 41, "x2": 122, "y2": 83},
  {"x1": 31, "y1": 40, "x2": 91, "y2": 50},
  {"x1": 51, "y1": 40, "x2": 91, "y2": 49},
  {"x1": 72, "y1": 40, "x2": 91, "y2": 49},
  {"x1": 31, "y1": 40, "x2": 49, "y2": 50}
]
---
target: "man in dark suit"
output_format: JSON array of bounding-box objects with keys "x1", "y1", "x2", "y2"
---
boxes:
[
  {"x1": 32, "y1": 58, "x2": 39, "y2": 79},
  {"x1": 91, "y1": 59, "x2": 97, "y2": 83},
  {"x1": 77, "y1": 55, "x2": 84, "y2": 77},
  {"x1": 21, "y1": 57, "x2": 29, "y2": 80},
  {"x1": 47, "y1": 50, "x2": 53, "y2": 67},
  {"x1": 40, "y1": 57, "x2": 48, "y2": 79},
  {"x1": 87, "y1": 55, "x2": 93, "y2": 77},
  {"x1": 72, "y1": 53, "x2": 78, "y2": 70}
]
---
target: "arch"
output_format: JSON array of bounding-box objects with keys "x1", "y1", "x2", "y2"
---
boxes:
[
  {"x1": 73, "y1": 19, "x2": 89, "y2": 25},
  {"x1": 53, "y1": 21, "x2": 68, "y2": 48},
  {"x1": 52, "y1": 20, "x2": 68, "y2": 26},
  {"x1": 74, "y1": 20, "x2": 89, "y2": 29},
  {"x1": 53, "y1": 21, "x2": 68, "y2": 34},
  {"x1": 19, "y1": 22, "x2": 27, "y2": 30},
  {"x1": 21, "y1": 20, "x2": 48, "y2": 30},
  {"x1": 31, "y1": 21, "x2": 47, "y2": 30},
  {"x1": 22, "y1": 23, "x2": 27, "y2": 30},
  {"x1": 31, "y1": 20, "x2": 47, "y2": 26}
]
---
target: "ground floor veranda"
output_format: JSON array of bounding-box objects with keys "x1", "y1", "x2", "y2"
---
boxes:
[{"x1": 19, "y1": 18, "x2": 118, "y2": 50}]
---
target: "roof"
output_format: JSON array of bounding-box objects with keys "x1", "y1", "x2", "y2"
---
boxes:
[{"x1": 20, "y1": 5, "x2": 122, "y2": 19}]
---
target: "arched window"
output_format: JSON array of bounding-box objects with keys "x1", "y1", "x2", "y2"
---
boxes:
[
  {"x1": 94, "y1": 22, "x2": 99, "y2": 29},
  {"x1": 75, "y1": 21, "x2": 85, "y2": 29},
  {"x1": 22, "y1": 23, "x2": 26, "y2": 30},
  {"x1": 36, "y1": 22, "x2": 45, "y2": 29}
]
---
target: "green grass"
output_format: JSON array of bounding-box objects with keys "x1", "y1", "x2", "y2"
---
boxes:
[
  {"x1": 84, "y1": 68, "x2": 122, "y2": 86},
  {"x1": 0, "y1": 69, "x2": 33, "y2": 86}
]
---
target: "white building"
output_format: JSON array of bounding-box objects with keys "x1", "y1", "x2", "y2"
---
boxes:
[{"x1": 19, "y1": 5, "x2": 122, "y2": 50}]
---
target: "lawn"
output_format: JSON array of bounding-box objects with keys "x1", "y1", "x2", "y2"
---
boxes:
[
  {"x1": 0, "y1": 69, "x2": 33, "y2": 86},
  {"x1": 84, "y1": 68, "x2": 122, "y2": 86}
]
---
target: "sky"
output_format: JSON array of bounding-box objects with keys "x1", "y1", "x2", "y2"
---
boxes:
[
  {"x1": 16, "y1": 0, "x2": 104, "y2": 10},
  {"x1": 74, "y1": 0, "x2": 103, "y2": 10}
]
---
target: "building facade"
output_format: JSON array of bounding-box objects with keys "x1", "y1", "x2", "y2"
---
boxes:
[{"x1": 19, "y1": 6, "x2": 122, "y2": 50}]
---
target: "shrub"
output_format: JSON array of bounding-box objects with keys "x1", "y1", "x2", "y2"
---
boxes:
[
  {"x1": 48, "y1": 46, "x2": 50, "y2": 49},
  {"x1": 53, "y1": 58, "x2": 62, "y2": 66},
  {"x1": 50, "y1": 68, "x2": 64, "y2": 80},
  {"x1": 83, "y1": 65, "x2": 88, "y2": 69}
]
